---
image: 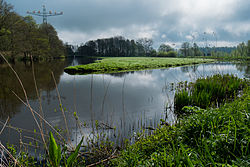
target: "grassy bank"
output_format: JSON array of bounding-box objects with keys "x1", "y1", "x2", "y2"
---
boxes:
[
  {"x1": 113, "y1": 88, "x2": 250, "y2": 166},
  {"x1": 174, "y1": 74, "x2": 248, "y2": 113},
  {"x1": 3, "y1": 73, "x2": 249, "y2": 166},
  {"x1": 64, "y1": 57, "x2": 215, "y2": 75}
]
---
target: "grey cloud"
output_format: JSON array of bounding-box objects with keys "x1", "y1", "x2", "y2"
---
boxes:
[
  {"x1": 8, "y1": 0, "x2": 250, "y2": 46},
  {"x1": 49, "y1": 0, "x2": 163, "y2": 32}
]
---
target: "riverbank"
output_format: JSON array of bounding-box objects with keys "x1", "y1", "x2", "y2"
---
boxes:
[
  {"x1": 112, "y1": 87, "x2": 250, "y2": 166},
  {"x1": 64, "y1": 57, "x2": 215, "y2": 75},
  {"x1": 2, "y1": 73, "x2": 249, "y2": 166}
]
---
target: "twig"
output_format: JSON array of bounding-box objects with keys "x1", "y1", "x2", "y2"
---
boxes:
[
  {"x1": 0, "y1": 120, "x2": 48, "y2": 137},
  {"x1": 51, "y1": 71, "x2": 71, "y2": 147},
  {"x1": 0, "y1": 116, "x2": 9, "y2": 135},
  {"x1": 31, "y1": 56, "x2": 48, "y2": 152},
  {"x1": 12, "y1": 91, "x2": 64, "y2": 140},
  {"x1": 86, "y1": 149, "x2": 118, "y2": 167},
  {"x1": 101, "y1": 79, "x2": 111, "y2": 117},
  {"x1": 23, "y1": 136, "x2": 44, "y2": 145},
  {"x1": 90, "y1": 74, "x2": 94, "y2": 132},
  {"x1": 100, "y1": 122, "x2": 114, "y2": 130},
  {"x1": 0, "y1": 142, "x2": 20, "y2": 166},
  {"x1": 0, "y1": 53, "x2": 50, "y2": 151},
  {"x1": 19, "y1": 142, "x2": 40, "y2": 149},
  {"x1": 122, "y1": 76, "x2": 126, "y2": 130},
  {"x1": 0, "y1": 150, "x2": 9, "y2": 167}
]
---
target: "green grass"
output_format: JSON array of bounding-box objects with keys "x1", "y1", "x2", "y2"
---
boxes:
[
  {"x1": 174, "y1": 74, "x2": 248, "y2": 114},
  {"x1": 64, "y1": 57, "x2": 215, "y2": 75},
  {"x1": 113, "y1": 87, "x2": 250, "y2": 166}
]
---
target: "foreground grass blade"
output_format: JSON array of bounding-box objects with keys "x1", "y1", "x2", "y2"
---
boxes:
[
  {"x1": 49, "y1": 132, "x2": 61, "y2": 167},
  {"x1": 67, "y1": 137, "x2": 84, "y2": 167}
]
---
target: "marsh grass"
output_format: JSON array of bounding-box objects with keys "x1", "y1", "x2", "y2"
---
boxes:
[
  {"x1": 174, "y1": 74, "x2": 248, "y2": 114},
  {"x1": 114, "y1": 87, "x2": 250, "y2": 166},
  {"x1": 64, "y1": 57, "x2": 215, "y2": 75}
]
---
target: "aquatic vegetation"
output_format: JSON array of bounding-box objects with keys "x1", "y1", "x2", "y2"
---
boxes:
[
  {"x1": 64, "y1": 57, "x2": 215, "y2": 74},
  {"x1": 48, "y1": 132, "x2": 84, "y2": 167},
  {"x1": 174, "y1": 74, "x2": 248, "y2": 114},
  {"x1": 114, "y1": 87, "x2": 250, "y2": 166}
]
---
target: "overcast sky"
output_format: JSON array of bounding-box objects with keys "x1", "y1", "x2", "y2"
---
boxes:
[{"x1": 7, "y1": 0, "x2": 250, "y2": 48}]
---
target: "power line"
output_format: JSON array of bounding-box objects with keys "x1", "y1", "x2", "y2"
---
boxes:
[{"x1": 27, "y1": 5, "x2": 63, "y2": 24}]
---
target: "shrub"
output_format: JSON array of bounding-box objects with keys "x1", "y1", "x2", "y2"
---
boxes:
[{"x1": 157, "y1": 51, "x2": 177, "y2": 57}]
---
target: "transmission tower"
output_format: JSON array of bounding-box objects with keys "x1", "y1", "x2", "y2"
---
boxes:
[{"x1": 27, "y1": 5, "x2": 63, "y2": 24}]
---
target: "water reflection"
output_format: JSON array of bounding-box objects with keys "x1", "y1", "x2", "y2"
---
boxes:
[
  {"x1": 0, "y1": 60, "x2": 68, "y2": 119},
  {"x1": 0, "y1": 60, "x2": 249, "y2": 148},
  {"x1": 235, "y1": 61, "x2": 250, "y2": 78}
]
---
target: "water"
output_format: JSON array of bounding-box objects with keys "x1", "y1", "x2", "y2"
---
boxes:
[{"x1": 0, "y1": 58, "x2": 249, "y2": 150}]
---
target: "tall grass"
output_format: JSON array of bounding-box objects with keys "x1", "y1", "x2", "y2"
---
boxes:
[
  {"x1": 114, "y1": 87, "x2": 250, "y2": 166},
  {"x1": 174, "y1": 74, "x2": 248, "y2": 114}
]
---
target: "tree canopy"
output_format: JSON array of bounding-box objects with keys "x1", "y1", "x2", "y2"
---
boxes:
[
  {"x1": 158, "y1": 44, "x2": 173, "y2": 52},
  {"x1": 77, "y1": 36, "x2": 155, "y2": 57},
  {"x1": 0, "y1": 0, "x2": 66, "y2": 62}
]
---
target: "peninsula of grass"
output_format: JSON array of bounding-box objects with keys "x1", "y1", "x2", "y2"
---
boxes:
[{"x1": 64, "y1": 57, "x2": 215, "y2": 75}]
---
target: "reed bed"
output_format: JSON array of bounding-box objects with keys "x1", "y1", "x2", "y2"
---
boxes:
[
  {"x1": 174, "y1": 74, "x2": 248, "y2": 114},
  {"x1": 114, "y1": 87, "x2": 250, "y2": 166}
]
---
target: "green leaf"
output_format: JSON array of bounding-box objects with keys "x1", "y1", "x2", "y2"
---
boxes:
[
  {"x1": 49, "y1": 132, "x2": 60, "y2": 167},
  {"x1": 57, "y1": 145, "x2": 62, "y2": 166},
  {"x1": 67, "y1": 137, "x2": 83, "y2": 167}
]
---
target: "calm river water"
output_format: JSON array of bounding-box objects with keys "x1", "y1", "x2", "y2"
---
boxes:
[{"x1": 0, "y1": 58, "x2": 249, "y2": 149}]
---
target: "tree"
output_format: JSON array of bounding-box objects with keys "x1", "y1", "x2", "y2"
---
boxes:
[
  {"x1": 77, "y1": 36, "x2": 154, "y2": 57},
  {"x1": 158, "y1": 44, "x2": 173, "y2": 52},
  {"x1": 0, "y1": 1, "x2": 66, "y2": 61},
  {"x1": 236, "y1": 42, "x2": 247, "y2": 57},
  {"x1": 0, "y1": 0, "x2": 14, "y2": 52},
  {"x1": 192, "y1": 43, "x2": 202, "y2": 56},
  {"x1": 136, "y1": 38, "x2": 153, "y2": 56},
  {"x1": 65, "y1": 44, "x2": 74, "y2": 56},
  {"x1": 0, "y1": 0, "x2": 13, "y2": 36},
  {"x1": 180, "y1": 42, "x2": 190, "y2": 57},
  {"x1": 39, "y1": 23, "x2": 65, "y2": 58},
  {"x1": 157, "y1": 51, "x2": 177, "y2": 57}
]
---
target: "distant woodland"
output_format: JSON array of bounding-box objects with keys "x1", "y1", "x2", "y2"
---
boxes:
[
  {"x1": 77, "y1": 36, "x2": 155, "y2": 57},
  {"x1": 77, "y1": 36, "x2": 250, "y2": 58}
]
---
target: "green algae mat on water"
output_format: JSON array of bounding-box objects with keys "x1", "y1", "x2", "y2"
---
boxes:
[{"x1": 64, "y1": 57, "x2": 215, "y2": 75}]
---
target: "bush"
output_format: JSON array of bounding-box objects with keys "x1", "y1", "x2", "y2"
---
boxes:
[{"x1": 157, "y1": 51, "x2": 177, "y2": 57}]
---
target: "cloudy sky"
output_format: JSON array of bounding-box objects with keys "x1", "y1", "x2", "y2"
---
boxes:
[{"x1": 7, "y1": 0, "x2": 250, "y2": 48}]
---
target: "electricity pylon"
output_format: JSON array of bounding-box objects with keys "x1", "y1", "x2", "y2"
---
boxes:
[{"x1": 27, "y1": 5, "x2": 63, "y2": 24}]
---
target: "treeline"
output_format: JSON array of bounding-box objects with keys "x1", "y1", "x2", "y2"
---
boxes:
[
  {"x1": 77, "y1": 36, "x2": 155, "y2": 57},
  {"x1": 179, "y1": 41, "x2": 250, "y2": 58},
  {"x1": 0, "y1": 0, "x2": 66, "y2": 62},
  {"x1": 77, "y1": 37, "x2": 240, "y2": 58},
  {"x1": 199, "y1": 46, "x2": 236, "y2": 54},
  {"x1": 230, "y1": 41, "x2": 250, "y2": 58},
  {"x1": 179, "y1": 42, "x2": 238, "y2": 57}
]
